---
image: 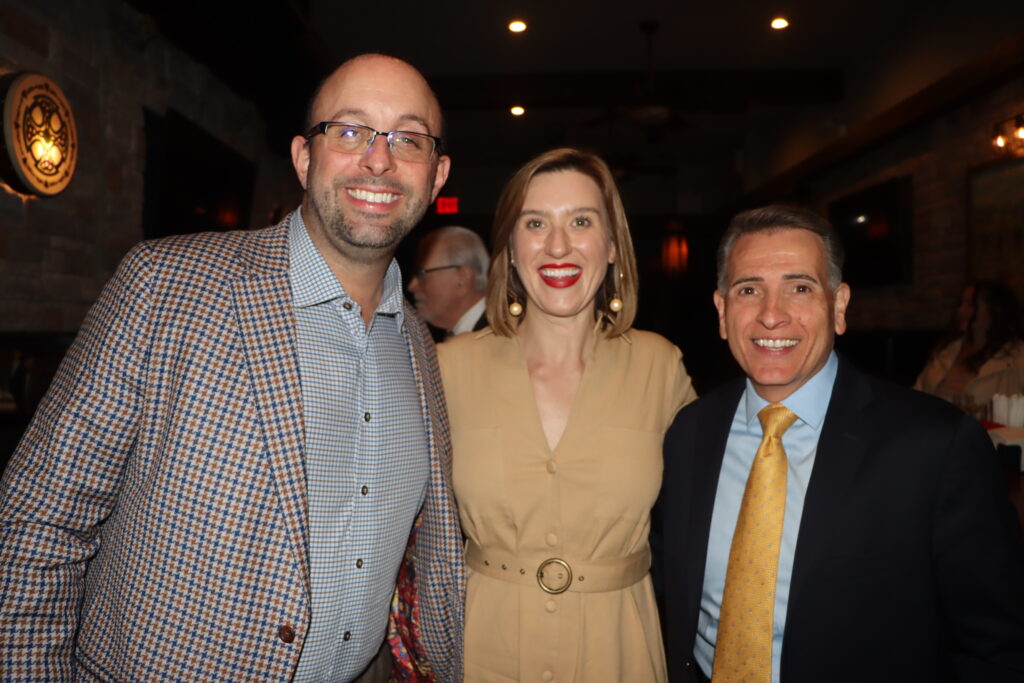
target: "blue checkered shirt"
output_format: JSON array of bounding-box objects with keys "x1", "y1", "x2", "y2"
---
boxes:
[{"x1": 288, "y1": 211, "x2": 430, "y2": 681}]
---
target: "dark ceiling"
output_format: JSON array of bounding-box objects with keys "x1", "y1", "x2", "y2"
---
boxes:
[
  {"x1": 122, "y1": 1, "x2": 851, "y2": 150},
  {"x1": 125, "y1": 0, "x2": 1024, "y2": 215},
  {"x1": 115, "y1": 0, "x2": 1024, "y2": 382}
]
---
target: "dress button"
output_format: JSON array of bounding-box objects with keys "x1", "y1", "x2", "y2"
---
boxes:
[
  {"x1": 364, "y1": 412, "x2": 371, "y2": 422},
  {"x1": 546, "y1": 460, "x2": 557, "y2": 474},
  {"x1": 361, "y1": 485, "x2": 369, "y2": 495},
  {"x1": 545, "y1": 599, "x2": 557, "y2": 613},
  {"x1": 343, "y1": 631, "x2": 352, "y2": 641},
  {"x1": 356, "y1": 558, "x2": 363, "y2": 568},
  {"x1": 343, "y1": 301, "x2": 353, "y2": 311},
  {"x1": 277, "y1": 624, "x2": 295, "y2": 643},
  {"x1": 545, "y1": 533, "x2": 558, "y2": 546},
  {"x1": 541, "y1": 670, "x2": 554, "y2": 682}
]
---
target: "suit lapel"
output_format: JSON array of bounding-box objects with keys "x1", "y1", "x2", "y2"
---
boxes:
[
  {"x1": 232, "y1": 218, "x2": 310, "y2": 592},
  {"x1": 400, "y1": 303, "x2": 464, "y2": 679},
  {"x1": 404, "y1": 303, "x2": 448, "y2": 493},
  {"x1": 787, "y1": 357, "x2": 872, "y2": 610},
  {"x1": 684, "y1": 381, "x2": 744, "y2": 620},
  {"x1": 402, "y1": 301, "x2": 458, "y2": 571}
]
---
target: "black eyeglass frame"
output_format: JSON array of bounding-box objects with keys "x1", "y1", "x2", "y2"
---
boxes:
[
  {"x1": 305, "y1": 121, "x2": 444, "y2": 159},
  {"x1": 411, "y1": 264, "x2": 465, "y2": 279}
]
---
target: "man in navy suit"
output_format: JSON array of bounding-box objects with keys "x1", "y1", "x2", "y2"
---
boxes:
[{"x1": 657, "y1": 205, "x2": 1024, "y2": 682}]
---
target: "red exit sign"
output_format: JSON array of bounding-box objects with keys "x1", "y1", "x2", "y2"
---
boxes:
[{"x1": 436, "y1": 196, "x2": 459, "y2": 214}]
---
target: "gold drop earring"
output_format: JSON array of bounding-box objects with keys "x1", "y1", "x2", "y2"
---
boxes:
[
  {"x1": 608, "y1": 264, "x2": 623, "y2": 313},
  {"x1": 509, "y1": 251, "x2": 523, "y2": 316}
]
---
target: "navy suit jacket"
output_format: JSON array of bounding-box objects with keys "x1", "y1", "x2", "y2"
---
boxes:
[{"x1": 656, "y1": 356, "x2": 1024, "y2": 682}]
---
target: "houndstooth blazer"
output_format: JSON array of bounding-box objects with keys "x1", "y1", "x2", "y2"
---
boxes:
[{"x1": 0, "y1": 214, "x2": 465, "y2": 681}]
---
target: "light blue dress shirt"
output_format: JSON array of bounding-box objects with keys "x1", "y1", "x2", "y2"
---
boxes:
[
  {"x1": 695, "y1": 352, "x2": 838, "y2": 682},
  {"x1": 288, "y1": 211, "x2": 430, "y2": 682}
]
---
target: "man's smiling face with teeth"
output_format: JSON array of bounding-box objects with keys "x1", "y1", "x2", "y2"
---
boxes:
[
  {"x1": 346, "y1": 188, "x2": 400, "y2": 204},
  {"x1": 754, "y1": 338, "x2": 798, "y2": 349},
  {"x1": 713, "y1": 228, "x2": 850, "y2": 402},
  {"x1": 291, "y1": 55, "x2": 450, "y2": 263}
]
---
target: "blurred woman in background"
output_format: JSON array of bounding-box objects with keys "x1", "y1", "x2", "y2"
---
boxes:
[
  {"x1": 915, "y1": 280, "x2": 1024, "y2": 417},
  {"x1": 437, "y1": 148, "x2": 697, "y2": 681}
]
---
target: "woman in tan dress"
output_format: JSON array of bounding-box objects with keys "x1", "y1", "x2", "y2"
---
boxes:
[{"x1": 437, "y1": 148, "x2": 697, "y2": 682}]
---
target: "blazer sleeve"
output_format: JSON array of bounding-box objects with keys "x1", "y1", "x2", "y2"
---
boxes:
[
  {"x1": 933, "y1": 412, "x2": 1024, "y2": 679},
  {"x1": 0, "y1": 243, "x2": 154, "y2": 680}
]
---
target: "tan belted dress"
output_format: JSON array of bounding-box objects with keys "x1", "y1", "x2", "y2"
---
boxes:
[{"x1": 438, "y1": 327, "x2": 697, "y2": 682}]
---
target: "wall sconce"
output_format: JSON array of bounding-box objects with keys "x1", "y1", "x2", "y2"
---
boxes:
[
  {"x1": 991, "y1": 114, "x2": 1024, "y2": 155},
  {"x1": 0, "y1": 72, "x2": 78, "y2": 196},
  {"x1": 661, "y1": 234, "x2": 689, "y2": 274}
]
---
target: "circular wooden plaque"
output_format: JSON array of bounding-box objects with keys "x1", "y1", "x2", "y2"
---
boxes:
[{"x1": 1, "y1": 73, "x2": 77, "y2": 196}]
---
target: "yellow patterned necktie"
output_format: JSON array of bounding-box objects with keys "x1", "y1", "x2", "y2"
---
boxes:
[{"x1": 712, "y1": 403, "x2": 798, "y2": 682}]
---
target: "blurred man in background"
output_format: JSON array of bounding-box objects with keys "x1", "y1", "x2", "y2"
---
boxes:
[{"x1": 408, "y1": 226, "x2": 488, "y2": 340}]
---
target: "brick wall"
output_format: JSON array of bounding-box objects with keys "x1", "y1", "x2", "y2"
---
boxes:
[
  {"x1": 0, "y1": 0, "x2": 301, "y2": 332},
  {"x1": 802, "y1": 74, "x2": 1024, "y2": 332}
]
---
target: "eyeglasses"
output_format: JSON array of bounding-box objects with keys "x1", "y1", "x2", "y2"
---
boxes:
[
  {"x1": 305, "y1": 121, "x2": 443, "y2": 163},
  {"x1": 411, "y1": 264, "x2": 463, "y2": 279}
]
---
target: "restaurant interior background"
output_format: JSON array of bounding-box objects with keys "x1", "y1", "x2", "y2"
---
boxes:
[{"x1": 1, "y1": 0, "x2": 1024, "y2": 466}]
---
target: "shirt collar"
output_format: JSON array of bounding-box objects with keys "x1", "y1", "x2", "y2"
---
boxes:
[
  {"x1": 288, "y1": 208, "x2": 406, "y2": 318},
  {"x1": 450, "y1": 297, "x2": 486, "y2": 336},
  {"x1": 742, "y1": 350, "x2": 839, "y2": 431}
]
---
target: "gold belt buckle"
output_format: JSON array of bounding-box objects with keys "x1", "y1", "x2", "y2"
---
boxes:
[{"x1": 536, "y1": 558, "x2": 572, "y2": 594}]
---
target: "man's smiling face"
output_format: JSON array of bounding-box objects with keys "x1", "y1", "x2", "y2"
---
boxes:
[
  {"x1": 713, "y1": 227, "x2": 850, "y2": 402},
  {"x1": 292, "y1": 55, "x2": 450, "y2": 263}
]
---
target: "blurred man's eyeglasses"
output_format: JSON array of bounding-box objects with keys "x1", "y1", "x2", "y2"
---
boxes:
[
  {"x1": 411, "y1": 264, "x2": 463, "y2": 279},
  {"x1": 305, "y1": 122, "x2": 442, "y2": 163}
]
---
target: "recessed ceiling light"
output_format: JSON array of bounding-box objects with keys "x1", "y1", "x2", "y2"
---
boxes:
[
  {"x1": 508, "y1": 20, "x2": 527, "y2": 33},
  {"x1": 771, "y1": 17, "x2": 789, "y2": 30},
  {"x1": 510, "y1": 106, "x2": 525, "y2": 116}
]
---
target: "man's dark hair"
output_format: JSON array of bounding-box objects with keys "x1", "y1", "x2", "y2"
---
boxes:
[{"x1": 717, "y1": 205, "x2": 845, "y2": 292}]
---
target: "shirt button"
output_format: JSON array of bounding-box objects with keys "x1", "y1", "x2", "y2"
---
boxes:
[
  {"x1": 541, "y1": 671, "x2": 554, "y2": 681},
  {"x1": 546, "y1": 460, "x2": 557, "y2": 474},
  {"x1": 277, "y1": 624, "x2": 295, "y2": 643},
  {"x1": 356, "y1": 558, "x2": 363, "y2": 568},
  {"x1": 343, "y1": 631, "x2": 352, "y2": 641},
  {"x1": 361, "y1": 485, "x2": 369, "y2": 495},
  {"x1": 545, "y1": 599, "x2": 557, "y2": 613},
  {"x1": 546, "y1": 533, "x2": 558, "y2": 546},
  {"x1": 364, "y1": 412, "x2": 371, "y2": 422},
  {"x1": 343, "y1": 301, "x2": 353, "y2": 311}
]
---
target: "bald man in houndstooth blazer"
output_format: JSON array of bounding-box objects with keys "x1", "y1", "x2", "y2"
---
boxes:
[{"x1": 0, "y1": 55, "x2": 464, "y2": 681}]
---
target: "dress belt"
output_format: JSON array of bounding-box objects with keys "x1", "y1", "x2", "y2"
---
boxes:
[{"x1": 465, "y1": 540, "x2": 650, "y2": 594}]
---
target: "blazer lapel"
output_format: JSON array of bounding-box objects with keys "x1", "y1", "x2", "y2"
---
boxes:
[
  {"x1": 683, "y1": 380, "x2": 744, "y2": 621},
  {"x1": 402, "y1": 301, "x2": 458, "y2": 573},
  {"x1": 787, "y1": 356, "x2": 872, "y2": 610},
  {"x1": 399, "y1": 303, "x2": 464, "y2": 680},
  {"x1": 232, "y1": 218, "x2": 310, "y2": 592},
  {"x1": 404, "y1": 304, "x2": 449, "y2": 493}
]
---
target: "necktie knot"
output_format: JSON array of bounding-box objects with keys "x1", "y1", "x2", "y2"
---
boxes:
[{"x1": 758, "y1": 403, "x2": 798, "y2": 440}]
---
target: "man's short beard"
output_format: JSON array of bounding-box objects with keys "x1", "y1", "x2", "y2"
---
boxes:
[
  {"x1": 309, "y1": 174, "x2": 430, "y2": 257},
  {"x1": 327, "y1": 212, "x2": 410, "y2": 251}
]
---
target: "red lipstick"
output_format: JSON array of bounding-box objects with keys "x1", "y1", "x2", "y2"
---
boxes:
[{"x1": 538, "y1": 263, "x2": 582, "y2": 288}]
